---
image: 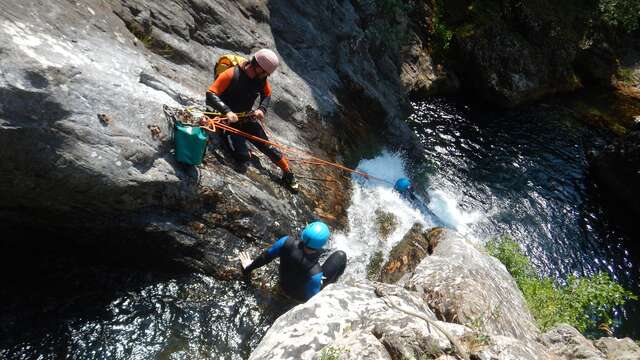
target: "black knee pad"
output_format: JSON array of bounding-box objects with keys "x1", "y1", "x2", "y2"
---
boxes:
[
  {"x1": 321, "y1": 251, "x2": 347, "y2": 286},
  {"x1": 333, "y1": 250, "x2": 347, "y2": 263},
  {"x1": 232, "y1": 152, "x2": 251, "y2": 162}
]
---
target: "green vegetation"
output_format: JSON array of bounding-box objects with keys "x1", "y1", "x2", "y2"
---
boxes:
[
  {"x1": 431, "y1": 0, "x2": 454, "y2": 54},
  {"x1": 616, "y1": 67, "x2": 639, "y2": 84},
  {"x1": 599, "y1": 0, "x2": 640, "y2": 32},
  {"x1": 126, "y1": 23, "x2": 175, "y2": 58},
  {"x1": 487, "y1": 236, "x2": 637, "y2": 334},
  {"x1": 318, "y1": 346, "x2": 345, "y2": 360}
]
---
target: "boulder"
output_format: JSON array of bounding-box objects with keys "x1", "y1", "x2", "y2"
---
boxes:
[
  {"x1": 379, "y1": 222, "x2": 431, "y2": 284},
  {"x1": 594, "y1": 337, "x2": 640, "y2": 360},
  {"x1": 540, "y1": 324, "x2": 606, "y2": 359},
  {"x1": 406, "y1": 228, "x2": 540, "y2": 341},
  {"x1": 473, "y1": 335, "x2": 553, "y2": 360},
  {"x1": 313, "y1": 330, "x2": 392, "y2": 360},
  {"x1": 248, "y1": 282, "x2": 437, "y2": 360}
]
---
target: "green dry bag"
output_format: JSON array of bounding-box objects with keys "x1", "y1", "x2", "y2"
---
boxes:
[{"x1": 174, "y1": 123, "x2": 208, "y2": 165}]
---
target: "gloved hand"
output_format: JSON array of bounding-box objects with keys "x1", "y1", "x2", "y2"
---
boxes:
[
  {"x1": 226, "y1": 111, "x2": 239, "y2": 124},
  {"x1": 239, "y1": 251, "x2": 253, "y2": 280},
  {"x1": 253, "y1": 109, "x2": 265, "y2": 121}
]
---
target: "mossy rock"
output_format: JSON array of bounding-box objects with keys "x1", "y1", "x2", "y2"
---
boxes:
[
  {"x1": 374, "y1": 208, "x2": 398, "y2": 240},
  {"x1": 379, "y1": 223, "x2": 432, "y2": 284},
  {"x1": 566, "y1": 90, "x2": 640, "y2": 135},
  {"x1": 366, "y1": 250, "x2": 385, "y2": 281}
]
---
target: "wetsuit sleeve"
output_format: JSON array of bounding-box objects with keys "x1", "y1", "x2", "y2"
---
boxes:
[
  {"x1": 243, "y1": 236, "x2": 288, "y2": 274},
  {"x1": 257, "y1": 80, "x2": 272, "y2": 114},
  {"x1": 304, "y1": 272, "x2": 323, "y2": 300},
  {"x1": 206, "y1": 68, "x2": 234, "y2": 114}
]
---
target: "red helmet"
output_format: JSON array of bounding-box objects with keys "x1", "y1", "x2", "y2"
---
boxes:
[{"x1": 252, "y1": 49, "x2": 279, "y2": 75}]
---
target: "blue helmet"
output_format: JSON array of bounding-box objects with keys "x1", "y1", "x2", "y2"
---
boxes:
[
  {"x1": 301, "y1": 221, "x2": 330, "y2": 249},
  {"x1": 394, "y1": 178, "x2": 411, "y2": 193}
]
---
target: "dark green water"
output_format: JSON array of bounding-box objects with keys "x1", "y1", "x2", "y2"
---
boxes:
[
  {"x1": 407, "y1": 97, "x2": 639, "y2": 338},
  {"x1": 0, "y1": 234, "x2": 292, "y2": 360}
]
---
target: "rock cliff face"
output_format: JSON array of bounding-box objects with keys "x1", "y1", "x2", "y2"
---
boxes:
[
  {"x1": 250, "y1": 228, "x2": 640, "y2": 359},
  {"x1": 442, "y1": 0, "x2": 595, "y2": 107},
  {"x1": 0, "y1": 0, "x2": 442, "y2": 274}
]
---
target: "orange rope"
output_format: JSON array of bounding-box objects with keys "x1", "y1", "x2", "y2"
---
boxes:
[{"x1": 200, "y1": 116, "x2": 393, "y2": 185}]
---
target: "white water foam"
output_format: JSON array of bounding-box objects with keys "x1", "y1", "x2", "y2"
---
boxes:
[
  {"x1": 428, "y1": 189, "x2": 482, "y2": 240},
  {"x1": 331, "y1": 150, "x2": 482, "y2": 281}
]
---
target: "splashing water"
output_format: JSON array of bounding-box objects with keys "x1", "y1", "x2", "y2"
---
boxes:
[{"x1": 331, "y1": 150, "x2": 481, "y2": 280}]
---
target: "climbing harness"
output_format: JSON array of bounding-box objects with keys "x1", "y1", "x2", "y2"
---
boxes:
[{"x1": 185, "y1": 106, "x2": 254, "y2": 118}]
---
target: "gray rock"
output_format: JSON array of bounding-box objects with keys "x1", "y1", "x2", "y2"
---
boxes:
[
  {"x1": 373, "y1": 318, "x2": 472, "y2": 359},
  {"x1": 248, "y1": 282, "x2": 435, "y2": 360},
  {"x1": 594, "y1": 337, "x2": 640, "y2": 360},
  {"x1": 406, "y1": 228, "x2": 540, "y2": 341},
  {"x1": 541, "y1": 324, "x2": 605, "y2": 359},
  {"x1": 313, "y1": 330, "x2": 391, "y2": 360},
  {"x1": 474, "y1": 335, "x2": 554, "y2": 360}
]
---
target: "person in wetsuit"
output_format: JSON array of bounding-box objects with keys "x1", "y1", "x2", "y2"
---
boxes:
[
  {"x1": 239, "y1": 221, "x2": 347, "y2": 302},
  {"x1": 205, "y1": 48, "x2": 297, "y2": 188}
]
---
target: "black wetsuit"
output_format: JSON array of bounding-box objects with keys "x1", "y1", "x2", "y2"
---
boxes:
[
  {"x1": 206, "y1": 66, "x2": 282, "y2": 163},
  {"x1": 243, "y1": 235, "x2": 347, "y2": 301}
]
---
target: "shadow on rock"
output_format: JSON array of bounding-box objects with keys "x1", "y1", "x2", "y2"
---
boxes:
[{"x1": 0, "y1": 86, "x2": 71, "y2": 126}]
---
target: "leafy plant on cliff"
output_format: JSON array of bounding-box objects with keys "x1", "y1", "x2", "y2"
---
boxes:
[
  {"x1": 431, "y1": 0, "x2": 454, "y2": 54},
  {"x1": 367, "y1": 250, "x2": 385, "y2": 280},
  {"x1": 616, "y1": 67, "x2": 639, "y2": 84},
  {"x1": 318, "y1": 346, "x2": 346, "y2": 360},
  {"x1": 599, "y1": 0, "x2": 640, "y2": 32},
  {"x1": 487, "y1": 236, "x2": 637, "y2": 334}
]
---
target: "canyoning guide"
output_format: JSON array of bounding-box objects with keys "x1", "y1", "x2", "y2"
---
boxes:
[
  {"x1": 239, "y1": 221, "x2": 347, "y2": 301},
  {"x1": 203, "y1": 48, "x2": 298, "y2": 189}
]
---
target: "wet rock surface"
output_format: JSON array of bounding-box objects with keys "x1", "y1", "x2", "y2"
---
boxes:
[{"x1": 379, "y1": 222, "x2": 431, "y2": 284}]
